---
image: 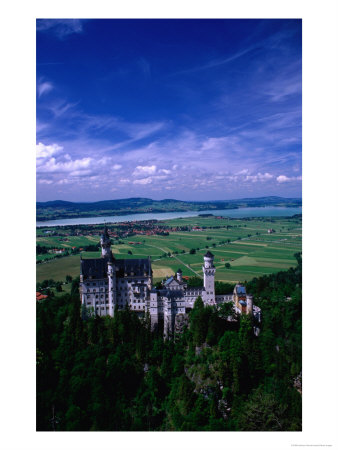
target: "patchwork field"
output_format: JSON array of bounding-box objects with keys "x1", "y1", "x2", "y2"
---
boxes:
[{"x1": 36, "y1": 215, "x2": 302, "y2": 284}]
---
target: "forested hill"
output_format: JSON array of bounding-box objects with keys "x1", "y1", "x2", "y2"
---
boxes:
[
  {"x1": 37, "y1": 255, "x2": 302, "y2": 431},
  {"x1": 36, "y1": 196, "x2": 302, "y2": 221}
]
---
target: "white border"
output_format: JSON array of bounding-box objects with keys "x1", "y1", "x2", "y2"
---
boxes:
[{"x1": 1, "y1": 1, "x2": 337, "y2": 449}]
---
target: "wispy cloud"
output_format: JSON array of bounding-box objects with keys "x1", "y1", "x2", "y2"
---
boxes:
[
  {"x1": 172, "y1": 45, "x2": 258, "y2": 76},
  {"x1": 37, "y1": 81, "x2": 54, "y2": 98},
  {"x1": 36, "y1": 19, "x2": 301, "y2": 201},
  {"x1": 36, "y1": 19, "x2": 85, "y2": 39}
]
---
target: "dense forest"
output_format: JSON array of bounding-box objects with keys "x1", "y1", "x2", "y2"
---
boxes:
[{"x1": 36, "y1": 255, "x2": 302, "y2": 431}]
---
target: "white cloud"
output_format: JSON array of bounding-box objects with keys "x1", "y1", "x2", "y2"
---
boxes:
[
  {"x1": 132, "y1": 165, "x2": 157, "y2": 176},
  {"x1": 39, "y1": 156, "x2": 92, "y2": 174},
  {"x1": 112, "y1": 164, "x2": 122, "y2": 170},
  {"x1": 245, "y1": 172, "x2": 274, "y2": 183},
  {"x1": 38, "y1": 179, "x2": 53, "y2": 185},
  {"x1": 56, "y1": 179, "x2": 72, "y2": 185},
  {"x1": 36, "y1": 19, "x2": 84, "y2": 39},
  {"x1": 133, "y1": 177, "x2": 152, "y2": 185},
  {"x1": 36, "y1": 142, "x2": 63, "y2": 158},
  {"x1": 277, "y1": 175, "x2": 302, "y2": 183},
  {"x1": 37, "y1": 81, "x2": 53, "y2": 98}
]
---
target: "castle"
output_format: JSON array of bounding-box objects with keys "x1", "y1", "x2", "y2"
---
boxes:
[{"x1": 80, "y1": 226, "x2": 261, "y2": 336}]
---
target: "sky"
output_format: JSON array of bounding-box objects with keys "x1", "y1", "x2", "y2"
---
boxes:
[{"x1": 36, "y1": 19, "x2": 302, "y2": 202}]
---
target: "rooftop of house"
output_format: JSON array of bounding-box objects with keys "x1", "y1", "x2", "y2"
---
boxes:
[{"x1": 36, "y1": 292, "x2": 48, "y2": 301}]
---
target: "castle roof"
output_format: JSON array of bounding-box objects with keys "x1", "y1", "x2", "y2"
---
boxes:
[
  {"x1": 115, "y1": 258, "x2": 151, "y2": 278},
  {"x1": 81, "y1": 256, "x2": 151, "y2": 280},
  {"x1": 235, "y1": 284, "x2": 246, "y2": 295},
  {"x1": 81, "y1": 258, "x2": 108, "y2": 280},
  {"x1": 164, "y1": 276, "x2": 174, "y2": 286},
  {"x1": 101, "y1": 225, "x2": 110, "y2": 240},
  {"x1": 204, "y1": 250, "x2": 214, "y2": 258}
]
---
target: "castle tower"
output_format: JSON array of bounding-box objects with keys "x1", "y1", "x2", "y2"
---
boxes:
[
  {"x1": 100, "y1": 225, "x2": 111, "y2": 258},
  {"x1": 246, "y1": 294, "x2": 253, "y2": 315},
  {"x1": 107, "y1": 252, "x2": 116, "y2": 316},
  {"x1": 233, "y1": 284, "x2": 247, "y2": 313},
  {"x1": 202, "y1": 251, "x2": 216, "y2": 304},
  {"x1": 176, "y1": 268, "x2": 182, "y2": 282}
]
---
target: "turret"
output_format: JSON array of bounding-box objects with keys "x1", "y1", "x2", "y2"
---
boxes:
[
  {"x1": 233, "y1": 284, "x2": 247, "y2": 313},
  {"x1": 246, "y1": 294, "x2": 253, "y2": 315},
  {"x1": 100, "y1": 225, "x2": 111, "y2": 258},
  {"x1": 176, "y1": 268, "x2": 182, "y2": 282},
  {"x1": 202, "y1": 251, "x2": 216, "y2": 304},
  {"x1": 107, "y1": 251, "x2": 116, "y2": 316}
]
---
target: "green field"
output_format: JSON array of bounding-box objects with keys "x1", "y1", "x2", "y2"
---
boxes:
[{"x1": 36, "y1": 216, "x2": 302, "y2": 284}]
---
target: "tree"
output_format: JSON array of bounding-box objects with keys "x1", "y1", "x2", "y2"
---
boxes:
[
  {"x1": 225, "y1": 263, "x2": 231, "y2": 269},
  {"x1": 193, "y1": 296, "x2": 204, "y2": 310},
  {"x1": 189, "y1": 248, "x2": 196, "y2": 254},
  {"x1": 71, "y1": 277, "x2": 80, "y2": 296},
  {"x1": 66, "y1": 275, "x2": 73, "y2": 283},
  {"x1": 187, "y1": 277, "x2": 203, "y2": 288},
  {"x1": 217, "y1": 301, "x2": 234, "y2": 319},
  {"x1": 234, "y1": 386, "x2": 288, "y2": 431}
]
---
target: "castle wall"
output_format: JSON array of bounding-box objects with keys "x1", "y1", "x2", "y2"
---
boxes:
[{"x1": 82, "y1": 278, "x2": 109, "y2": 316}]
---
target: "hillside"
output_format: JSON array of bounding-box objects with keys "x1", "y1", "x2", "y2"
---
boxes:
[
  {"x1": 36, "y1": 196, "x2": 302, "y2": 221},
  {"x1": 36, "y1": 258, "x2": 302, "y2": 431}
]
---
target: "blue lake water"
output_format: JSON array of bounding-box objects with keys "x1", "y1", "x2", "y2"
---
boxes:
[{"x1": 36, "y1": 206, "x2": 302, "y2": 228}]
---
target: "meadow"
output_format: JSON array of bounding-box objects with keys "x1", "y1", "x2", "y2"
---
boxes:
[{"x1": 36, "y1": 215, "x2": 302, "y2": 284}]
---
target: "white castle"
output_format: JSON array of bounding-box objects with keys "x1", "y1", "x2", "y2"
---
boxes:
[{"x1": 80, "y1": 226, "x2": 261, "y2": 336}]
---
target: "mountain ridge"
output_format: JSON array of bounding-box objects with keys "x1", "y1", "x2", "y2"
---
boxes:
[{"x1": 36, "y1": 196, "x2": 302, "y2": 222}]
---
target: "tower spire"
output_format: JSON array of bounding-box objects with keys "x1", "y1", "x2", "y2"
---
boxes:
[{"x1": 100, "y1": 224, "x2": 111, "y2": 257}]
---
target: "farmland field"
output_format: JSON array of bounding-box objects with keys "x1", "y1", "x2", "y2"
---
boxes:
[{"x1": 36, "y1": 215, "x2": 301, "y2": 284}]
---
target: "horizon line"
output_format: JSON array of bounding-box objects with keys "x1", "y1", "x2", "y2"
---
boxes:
[{"x1": 36, "y1": 195, "x2": 302, "y2": 204}]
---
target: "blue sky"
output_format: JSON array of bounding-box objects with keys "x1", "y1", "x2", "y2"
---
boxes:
[{"x1": 36, "y1": 19, "x2": 302, "y2": 202}]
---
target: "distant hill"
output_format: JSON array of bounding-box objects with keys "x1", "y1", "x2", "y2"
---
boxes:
[{"x1": 36, "y1": 196, "x2": 302, "y2": 221}]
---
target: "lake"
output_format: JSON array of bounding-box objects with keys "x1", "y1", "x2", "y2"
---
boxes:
[{"x1": 36, "y1": 206, "x2": 302, "y2": 227}]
